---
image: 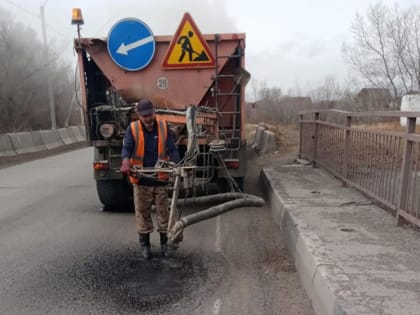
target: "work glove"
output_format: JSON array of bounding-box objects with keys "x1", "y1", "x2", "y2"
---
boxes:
[{"x1": 120, "y1": 158, "x2": 131, "y2": 175}]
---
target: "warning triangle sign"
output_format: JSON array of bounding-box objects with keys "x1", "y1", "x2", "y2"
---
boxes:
[{"x1": 162, "y1": 12, "x2": 215, "y2": 69}]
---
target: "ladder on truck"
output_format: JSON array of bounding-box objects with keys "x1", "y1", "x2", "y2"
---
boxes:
[
  {"x1": 198, "y1": 34, "x2": 249, "y2": 190},
  {"x1": 213, "y1": 34, "x2": 244, "y2": 153}
]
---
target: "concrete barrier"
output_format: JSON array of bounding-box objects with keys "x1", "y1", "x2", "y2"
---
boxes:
[
  {"x1": 58, "y1": 128, "x2": 76, "y2": 145},
  {"x1": 0, "y1": 134, "x2": 16, "y2": 157},
  {"x1": 8, "y1": 132, "x2": 37, "y2": 154},
  {"x1": 31, "y1": 131, "x2": 47, "y2": 152},
  {"x1": 260, "y1": 130, "x2": 277, "y2": 154},
  {"x1": 253, "y1": 126, "x2": 266, "y2": 151},
  {"x1": 252, "y1": 126, "x2": 277, "y2": 154},
  {"x1": 69, "y1": 126, "x2": 85, "y2": 142},
  {"x1": 40, "y1": 130, "x2": 64, "y2": 150},
  {"x1": 0, "y1": 126, "x2": 86, "y2": 158},
  {"x1": 79, "y1": 126, "x2": 86, "y2": 138}
]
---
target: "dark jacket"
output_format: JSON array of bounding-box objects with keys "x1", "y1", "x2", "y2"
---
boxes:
[{"x1": 121, "y1": 119, "x2": 180, "y2": 186}]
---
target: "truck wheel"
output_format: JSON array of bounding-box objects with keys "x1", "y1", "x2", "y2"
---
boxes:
[
  {"x1": 216, "y1": 177, "x2": 245, "y2": 193},
  {"x1": 234, "y1": 177, "x2": 245, "y2": 192},
  {"x1": 96, "y1": 179, "x2": 134, "y2": 211}
]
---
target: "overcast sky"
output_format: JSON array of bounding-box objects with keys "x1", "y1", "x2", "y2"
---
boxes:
[{"x1": 2, "y1": 0, "x2": 419, "y2": 94}]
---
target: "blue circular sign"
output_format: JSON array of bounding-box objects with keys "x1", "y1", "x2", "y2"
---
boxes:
[{"x1": 107, "y1": 18, "x2": 155, "y2": 71}]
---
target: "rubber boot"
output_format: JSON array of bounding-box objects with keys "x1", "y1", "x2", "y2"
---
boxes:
[
  {"x1": 139, "y1": 233, "x2": 152, "y2": 260},
  {"x1": 160, "y1": 233, "x2": 170, "y2": 258}
]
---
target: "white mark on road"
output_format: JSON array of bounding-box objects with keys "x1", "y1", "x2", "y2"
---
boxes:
[
  {"x1": 213, "y1": 298, "x2": 222, "y2": 314},
  {"x1": 215, "y1": 215, "x2": 221, "y2": 252}
]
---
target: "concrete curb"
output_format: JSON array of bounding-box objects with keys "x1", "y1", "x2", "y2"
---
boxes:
[
  {"x1": 259, "y1": 168, "x2": 370, "y2": 315},
  {"x1": 260, "y1": 164, "x2": 420, "y2": 315}
]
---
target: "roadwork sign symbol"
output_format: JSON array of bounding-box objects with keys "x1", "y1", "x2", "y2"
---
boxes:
[{"x1": 162, "y1": 12, "x2": 215, "y2": 69}]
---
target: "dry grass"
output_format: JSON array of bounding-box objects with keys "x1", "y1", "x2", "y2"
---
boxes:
[
  {"x1": 353, "y1": 121, "x2": 420, "y2": 133},
  {"x1": 245, "y1": 123, "x2": 259, "y2": 141},
  {"x1": 246, "y1": 123, "x2": 300, "y2": 156},
  {"x1": 249, "y1": 121, "x2": 415, "y2": 158}
]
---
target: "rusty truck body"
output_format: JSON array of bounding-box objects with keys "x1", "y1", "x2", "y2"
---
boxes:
[{"x1": 74, "y1": 13, "x2": 249, "y2": 210}]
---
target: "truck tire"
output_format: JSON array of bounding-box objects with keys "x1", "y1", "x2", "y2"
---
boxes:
[
  {"x1": 216, "y1": 177, "x2": 245, "y2": 193},
  {"x1": 96, "y1": 179, "x2": 134, "y2": 211},
  {"x1": 234, "y1": 177, "x2": 245, "y2": 192}
]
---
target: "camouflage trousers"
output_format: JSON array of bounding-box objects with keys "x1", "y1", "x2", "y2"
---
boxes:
[{"x1": 133, "y1": 184, "x2": 169, "y2": 234}]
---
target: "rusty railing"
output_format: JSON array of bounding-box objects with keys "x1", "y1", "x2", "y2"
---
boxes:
[{"x1": 299, "y1": 109, "x2": 420, "y2": 228}]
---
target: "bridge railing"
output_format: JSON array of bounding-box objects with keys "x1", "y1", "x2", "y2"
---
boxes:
[{"x1": 299, "y1": 109, "x2": 420, "y2": 229}]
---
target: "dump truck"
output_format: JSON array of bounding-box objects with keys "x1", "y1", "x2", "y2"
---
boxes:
[{"x1": 73, "y1": 11, "x2": 250, "y2": 210}]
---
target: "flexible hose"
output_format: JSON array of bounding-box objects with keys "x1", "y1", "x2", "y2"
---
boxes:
[
  {"x1": 168, "y1": 193, "x2": 265, "y2": 242},
  {"x1": 176, "y1": 192, "x2": 261, "y2": 206},
  {"x1": 180, "y1": 196, "x2": 264, "y2": 227}
]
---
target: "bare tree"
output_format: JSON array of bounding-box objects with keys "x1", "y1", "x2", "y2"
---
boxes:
[
  {"x1": 257, "y1": 83, "x2": 283, "y2": 123},
  {"x1": 402, "y1": 8, "x2": 420, "y2": 91},
  {"x1": 0, "y1": 6, "x2": 74, "y2": 133},
  {"x1": 309, "y1": 75, "x2": 342, "y2": 103},
  {"x1": 249, "y1": 78, "x2": 259, "y2": 103},
  {"x1": 343, "y1": 3, "x2": 420, "y2": 96}
]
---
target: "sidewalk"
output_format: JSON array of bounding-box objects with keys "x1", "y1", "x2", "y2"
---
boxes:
[{"x1": 260, "y1": 163, "x2": 420, "y2": 315}]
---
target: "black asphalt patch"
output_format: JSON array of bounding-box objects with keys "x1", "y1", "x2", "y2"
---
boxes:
[{"x1": 20, "y1": 247, "x2": 227, "y2": 314}]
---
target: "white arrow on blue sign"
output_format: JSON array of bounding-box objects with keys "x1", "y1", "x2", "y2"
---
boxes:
[{"x1": 107, "y1": 18, "x2": 156, "y2": 71}]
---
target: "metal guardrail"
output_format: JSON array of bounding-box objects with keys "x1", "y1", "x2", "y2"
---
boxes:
[{"x1": 299, "y1": 109, "x2": 420, "y2": 229}]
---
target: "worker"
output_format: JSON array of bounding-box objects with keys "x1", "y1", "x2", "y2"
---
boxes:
[{"x1": 120, "y1": 99, "x2": 180, "y2": 259}]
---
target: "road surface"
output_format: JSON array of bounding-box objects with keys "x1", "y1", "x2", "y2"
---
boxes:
[{"x1": 0, "y1": 147, "x2": 314, "y2": 314}]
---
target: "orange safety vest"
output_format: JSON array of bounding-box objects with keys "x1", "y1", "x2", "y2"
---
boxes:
[{"x1": 129, "y1": 117, "x2": 169, "y2": 184}]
